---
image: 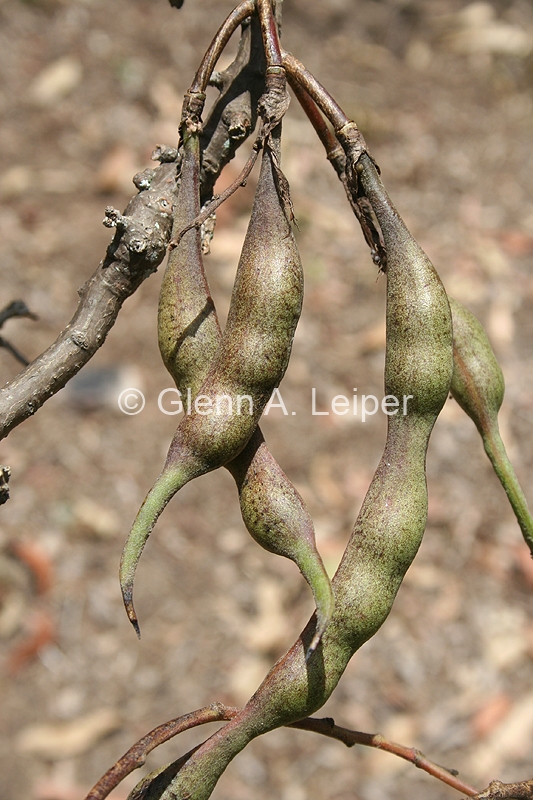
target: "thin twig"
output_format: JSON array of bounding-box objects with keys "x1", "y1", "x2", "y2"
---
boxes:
[
  {"x1": 190, "y1": 0, "x2": 256, "y2": 95},
  {"x1": 170, "y1": 143, "x2": 262, "y2": 246},
  {"x1": 84, "y1": 705, "x2": 240, "y2": 800},
  {"x1": 282, "y1": 50, "x2": 348, "y2": 131},
  {"x1": 257, "y1": 0, "x2": 282, "y2": 68},
  {"x1": 0, "y1": 336, "x2": 30, "y2": 367},
  {"x1": 286, "y1": 71, "x2": 385, "y2": 268},
  {"x1": 85, "y1": 705, "x2": 481, "y2": 800},
  {"x1": 286, "y1": 71, "x2": 345, "y2": 175},
  {"x1": 0, "y1": 300, "x2": 38, "y2": 366},
  {"x1": 290, "y1": 718, "x2": 480, "y2": 797},
  {"x1": 282, "y1": 50, "x2": 367, "y2": 167},
  {"x1": 0, "y1": 300, "x2": 38, "y2": 329}
]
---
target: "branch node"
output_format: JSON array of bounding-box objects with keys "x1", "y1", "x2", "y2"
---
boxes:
[
  {"x1": 151, "y1": 144, "x2": 179, "y2": 163},
  {"x1": 70, "y1": 330, "x2": 90, "y2": 351},
  {"x1": 335, "y1": 120, "x2": 367, "y2": 165},
  {"x1": 133, "y1": 169, "x2": 156, "y2": 191},
  {"x1": 103, "y1": 207, "x2": 127, "y2": 230}
]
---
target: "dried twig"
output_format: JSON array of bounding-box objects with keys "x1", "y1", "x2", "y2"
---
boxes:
[
  {"x1": 84, "y1": 705, "x2": 239, "y2": 800},
  {"x1": 290, "y1": 718, "x2": 480, "y2": 797},
  {"x1": 0, "y1": 336, "x2": 30, "y2": 367},
  {"x1": 0, "y1": 300, "x2": 38, "y2": 328},
  {"x1": 170, "y1": 143, "x2": 262, "y2": 246},
  {"x1": 85, "y1": 705, "x2": 480, "y2": 800}
]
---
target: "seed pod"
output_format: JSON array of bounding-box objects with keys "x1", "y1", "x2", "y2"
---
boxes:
[
  {"x1": 158, "y1": 126, "x2": 220, "y2": 391},
  {"x1": 148, "y1": 154, "x2": 454, "y2": 800},
  {"x1": 450, "y1": 297, "x2": 533, "y2": 555},
  {"x1": 227, "y1": 430, "x2": 333, "y2": 653},
  {"x1": 156, "y1": 122, "x2": 331, "y2": 651},
  {"x1": 120, "y1": 127, "x2": 322, "y2": 636}
]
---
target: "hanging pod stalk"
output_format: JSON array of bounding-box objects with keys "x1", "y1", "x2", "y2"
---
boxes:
[
  {"x1": 450, "y1": 297, "x2": 533, "y2": 556},
  {"x1": 144, "y1": 153, "x2": 454, "y2": 800}
]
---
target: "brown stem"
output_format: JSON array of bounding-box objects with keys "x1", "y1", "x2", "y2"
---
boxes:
[
  {"x1": 281, "y1": 50, "x2": 348, "y2": 131},
  {"x1": 286, "y1": 72, "x2": 345, "y2": 176},
  {"x1": 257, "y1": 0, "x2": 282, "y2": 68},
  {"x1": 190, "y1": 0, "x2": 256, "y2": 95},
  {"x1": 290, "y1": 718, "x2": 480, "y2": 797},
  {"x1": 282, "y1": 50, "x2": 367, "y2": 167},
  {"x1": 84, "y1": 705, "x2": 240, "y2": 800},
  {"x1": 286, "y1": 70, "x2": 385, "y2": 268},
  {"x1": 86, "y1": 705, "x2": 480, "y2": 800}
]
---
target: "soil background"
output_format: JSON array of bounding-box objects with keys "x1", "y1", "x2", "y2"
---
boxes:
[{"x1": 1, "y1": 1, "x2": 533, "y2": 799}]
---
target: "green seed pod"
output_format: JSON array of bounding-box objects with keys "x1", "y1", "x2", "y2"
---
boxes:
[
  {"x1": 147, "y1": 153, "x2": 454, "y2": 800},
  {"x1": 158, "y1": 127, "x2": 220, "y2": 391},
  {"x1": 227, "y1": 429, "x2": 333, "y2": 653},
  {"x1": 164, "y1": 126, "x2": 303, "y2": 468},
  {"x1": 120, "y1": 127, "x2": 332, "y2": 638},
  {"x1": 450, "y1": 297, "x2": 533, "y2": 555}
]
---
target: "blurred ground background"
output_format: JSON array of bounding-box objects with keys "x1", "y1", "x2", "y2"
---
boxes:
[{"x1": 1, "y1": 0, "x2": 533, "y2": 798}]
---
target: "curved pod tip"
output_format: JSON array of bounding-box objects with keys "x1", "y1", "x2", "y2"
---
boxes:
[{"x1": 120, "y1": 465, "x2": 190, "y2": 637}]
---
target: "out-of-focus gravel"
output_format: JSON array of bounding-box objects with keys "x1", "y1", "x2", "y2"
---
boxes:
[{"x1": 1, "y1": 1, "x2": 533, "y2": 799}]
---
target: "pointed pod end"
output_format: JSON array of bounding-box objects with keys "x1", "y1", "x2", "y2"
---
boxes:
[
  {"x1": 130, "y1": 615, "x2": 141, "y2": 640},
  {"x1": 122, "y1": 584, "x2": 141, "y2": 639}
]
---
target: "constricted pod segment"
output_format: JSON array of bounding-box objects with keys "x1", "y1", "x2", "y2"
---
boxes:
[
  {"x1": 450, "y1": 297, "x2": 533, "y2": 556},
  {"x1": 227, "y1": 430, "x2": 333, "y2": 654},
  {"x1": 143, "y1": 153, "x2": 453, "y2": 800}
]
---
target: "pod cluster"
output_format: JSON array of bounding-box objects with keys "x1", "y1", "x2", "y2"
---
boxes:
[
  {"x1": 138, "y1": 145, "x2": 532, "y2": 800},
  {"x1": 134, "y1": 149, "x2": 458, "y2": 800},
  {"x1": 120, "y1": 9, "x2": 531, "y2": 797},
  {"x1": 120, "y1": 114, "x2": 333, "y2": 650}
]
